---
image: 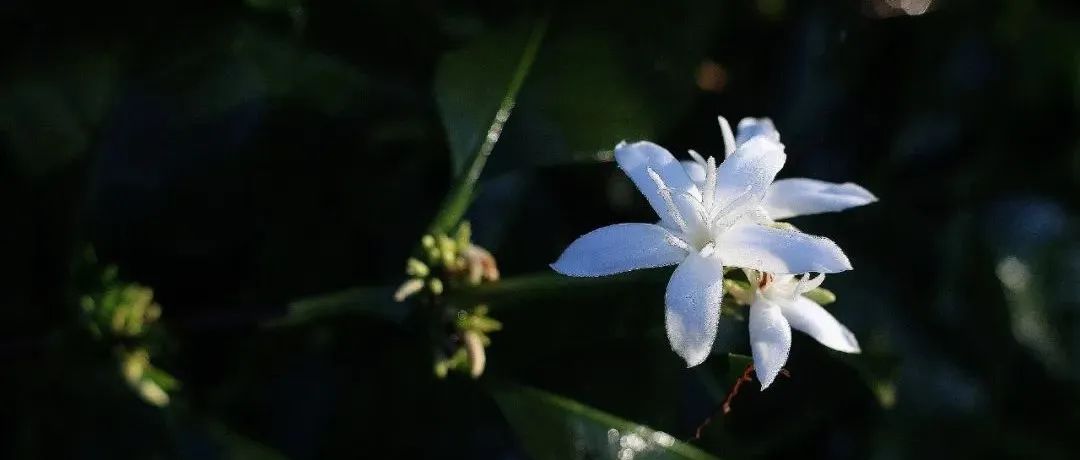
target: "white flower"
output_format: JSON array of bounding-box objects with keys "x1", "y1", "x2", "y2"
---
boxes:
[
  {"x1": 550, "y1": 136, "x2": 852, "y2": 367},
  {"x1": 745, "y1": 271, "x2": 861, "y2": 389},
  {"x1": 683, "y1": 117, "x2": 877, "y2": 221}
]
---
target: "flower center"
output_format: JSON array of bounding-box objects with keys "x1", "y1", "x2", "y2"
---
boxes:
[{"x1": 647, "y1": 154, "x2": 754, "y2": 254}]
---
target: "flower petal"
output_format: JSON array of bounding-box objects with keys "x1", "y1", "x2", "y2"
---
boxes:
[
  {"x1": 749, "y1": 299, "x2": 792, "y2": 390},
  {"x1": 615, "y1": 141, "x2": 701, "y2": 228},
  {"x1": 681, "y1": 160, "x2": 706, "y2": 184},
  {"x1": 714, "y1": 222, "x2": 852, "y2": 274},
  {"x1": 781, "y1": 296, "x2": 861, "y2": 353},
  {"x1": 551, "y1": 223, "x2": 688, "y2": 277},
  {"x1": 664, "y1": 251, "x2": 725, "y2": 367},
  {"x1": 764, "y1": 178, "x2": 878, "y2": 220},
  {"x1": 713, "y1": 136, "x2": 786, "y2": 211},
  {"x1": 718, "y1": 116, "x2": 736, "y2": 157},
  {"x1": 735, "y1": 117, "x2": 780, "y2": 145}
]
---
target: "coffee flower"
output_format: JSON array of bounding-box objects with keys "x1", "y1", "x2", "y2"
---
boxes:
[
  {"x1": 551, "y1": 136, "x2": 851, "y2": 366},
  {"x1": 745, "y1": 271, "x2": 861, "y2": 389}
]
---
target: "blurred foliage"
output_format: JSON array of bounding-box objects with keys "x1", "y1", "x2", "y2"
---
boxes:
[{"x1": 1, "y1": 0, "x2": 1078, "y2": 459}]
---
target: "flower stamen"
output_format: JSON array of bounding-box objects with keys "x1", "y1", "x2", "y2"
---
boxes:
[
  {"x1": 702, "y1": 156, "x2": 717, "y2": 211},
  {"x1": 647, "y1": 167, "x2": 689, "y2": 233}
]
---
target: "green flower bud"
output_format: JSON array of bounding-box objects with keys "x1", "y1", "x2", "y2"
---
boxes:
[
  {"x1": 803, "y1": 287, "x2": 836, "y2": 305},
  {"x1": 455, "y1": 221, "x2": 472, "y2": 249},
  {"x1": 428, "y1": 278, "x2": 444, "y2": 296},
  {"x1": 393, "y1": 278, "x2": 425, "y2": 302},
  {"x1": 722, "y1": 278, "x2": 754, "y2": 305},
  {"x1": 406, "y1": 258, "x2": 430, "y2": 277}
]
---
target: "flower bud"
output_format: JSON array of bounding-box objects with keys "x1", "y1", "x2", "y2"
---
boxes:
[
  {"x1": 455, "y1": 221, "x2": 472, "y2": 249},
  {"x1": 803, "y1": 287, "x2": 836, "y2": 305},
  {"x1": 437, "y1": 234, "x2": 457, "y2": 262},
  {"x1": 393, "y1": 278, "x2": 425, "y2": 302},
  {"x1": 463, "y1": 330, "x2": 486, "y2": 379},
  {"x1": 427, "y1": 278, "x2": 444, "y2": 296},
  {"x1": 405, "y1": 258, "x2": 430, "y2": 277}
]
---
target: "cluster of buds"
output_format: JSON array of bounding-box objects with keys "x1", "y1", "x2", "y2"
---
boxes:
[
  {"x1": 435, "y1": 305, "x2": 503, "y2": 379},
  {"x1": 394, "y1": 222, "x2": 500, "y2": 302},
  {"x1": 393, "y1": 221, "x2": 503, "y2": 379},
  {"x1": 79, "y1": 263, "x2": 178, "y2": 407}
]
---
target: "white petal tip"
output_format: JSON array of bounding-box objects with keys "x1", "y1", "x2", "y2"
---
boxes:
[
  {"x1": 548, "y1": 260, "x2": 601, "y2": 278},
  {"x1": 681, "y1": 351, "x2": 709, "y2": 368},
  {"x1": 828, "y1": 334, "x2": 862, "y2": 354},
  {"x1": 842, "y1": 182, "x2": 879, "y2": 203},
  {"x1": 838, "y1": 332, "x2": 862, "y2": 354},
  {"x1": 758, "y1": 374, "x2": 777, "y2": 391}
]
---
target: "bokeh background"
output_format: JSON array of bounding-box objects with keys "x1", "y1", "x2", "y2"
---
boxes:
[{"x1": 1, "y1": 0, "x2": 1078, "y2": 458}]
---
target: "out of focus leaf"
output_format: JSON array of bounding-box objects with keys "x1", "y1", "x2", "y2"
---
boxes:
[
  {"x1": 0, "y1": 52, "x2": 118, "y2": 176},
  {"x1": 836, "y1": 353, "x2": 900, "y2": 409},
  {"x1": 204, "y1": 421, "x2": 290, "y2": 460},
  {"x1": 430, "y1": 14, "x2": 549, "y2": 234},
  {"x1": 491, "y1": 383, "x2": 719, "y2": 460},
  {"x1": 244, "y1": 0, "x2": 301, "y2": 13},
  {"x1": 485, "y1": 1, "x2": 719, "y2": 173},
  {"x1": 193, "y1": 24, "x2": 368, "y2": 117},
  {"x1": 272, "y1": 285, "x2": 406, "y2": 326}
]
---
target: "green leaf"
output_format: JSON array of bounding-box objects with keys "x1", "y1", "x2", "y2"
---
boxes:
[
  {"x1": 491, "y1": 383, "x2": 720, "y2": 460},
  {"x1": 0, "y1": 52, "x2": 118, "y2": 177},
  {"x1": 430, "y1": 14, "x2": 550, "y2": 235},
  {"x1": 271, "y1": 285, "x2": 406, "y2": 327},
  {"x1": 204, "y1": 420, "x2": 290, "y2": 460},
  {"x1": 479, "y1": 1, "x2": 720, "y2": 173},
  {"x1": 190, "y1": 24, "x2": 369, "y2": 118},
  {"x1": 836, "y1": 353, "x2": 900, "y2": 409}
]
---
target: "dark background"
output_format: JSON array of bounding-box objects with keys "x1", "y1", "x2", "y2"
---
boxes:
[{"x1": 1, "y1": 0, "x2": 1078, "y2": 458}]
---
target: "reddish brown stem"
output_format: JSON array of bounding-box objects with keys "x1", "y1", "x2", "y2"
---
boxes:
[{"x1": 689, "y1": 364, "x2": 793, "y2": 441}]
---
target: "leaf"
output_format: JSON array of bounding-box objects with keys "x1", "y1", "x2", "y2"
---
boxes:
[
  {"x1": 203, "y1": 420, "x2": 291, "y2": 460},
  {"x1": 0, "y1": 52, "x2": 118, "y2": 177},
  {"x1": 429, "y1": 14, "x2": 550, "y2": 235},
  {"x1": 271, "y1": 285, "x2": 407, "y2": 327},
  {"x1": 480, "y1": 1, "x2": 720, "y2": 173},
  {"x1": 191, "y1": 24, "x2": 369, "y2": 118},
  {"x1": 836, "y1": 353, "x2": 900, "y2": 409},
  {"x1": 491, "y1": 383, "x2": 720, "y2": 460}
]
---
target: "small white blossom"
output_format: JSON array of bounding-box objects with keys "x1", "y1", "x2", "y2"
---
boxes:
[
  {"x1": 746, "y1": 271, "x2": 861, "y2": 389},
  {"x1": 551, "y1": 134, "x2": 852, "y2": 367},
  {"x1": 683, "y1": 117, "x2": 877, "y2": 221}
]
